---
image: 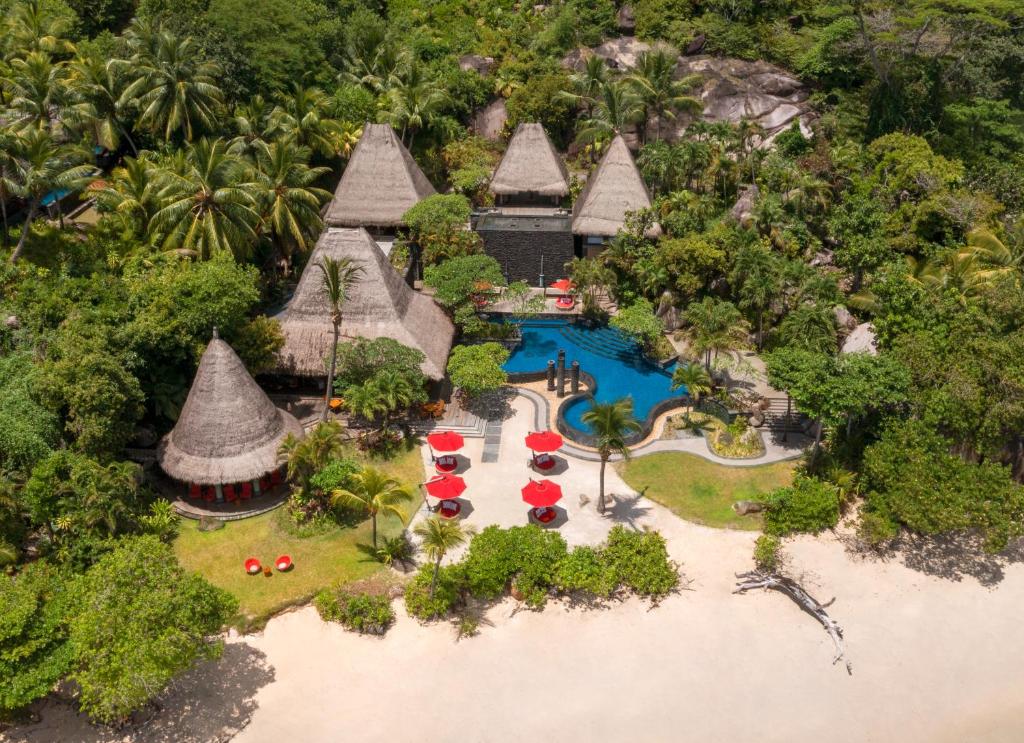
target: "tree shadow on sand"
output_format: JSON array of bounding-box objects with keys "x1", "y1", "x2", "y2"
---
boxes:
[
  {"x1": 605, "y1": 493, "x2": 651, "y2": 530},
  {"x1": 842, "y1": 530, "x2": 1024, "y2": 588},
  {"x1": 8, "y1": 643, "x2": 275, "y2": 743}
]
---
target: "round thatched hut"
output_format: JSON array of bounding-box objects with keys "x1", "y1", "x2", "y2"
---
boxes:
[{"x1": 157, "y1": 330, "x2": 303, "y2": 504}]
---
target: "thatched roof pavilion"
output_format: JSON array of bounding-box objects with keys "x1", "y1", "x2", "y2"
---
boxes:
[
  {"x1": 490, "y1": 123, "x2": 570, "y2": 201},
  {"x1": 325, "y1": 123, "x2": 436, "y2": 229},
  {"x1": 158, "y1": 331, "x2": 302, "y2": 487},
  {"x1": 572, "y1": 134, "x2": 661, "y2": 239},
  {"x1": 275, "y1": 228, "x2": 455, "y2": 380}
]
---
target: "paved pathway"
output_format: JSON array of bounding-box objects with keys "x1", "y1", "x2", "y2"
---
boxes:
[{"x1": 514, "y1": 387, "x2": 808, "y2": 466}]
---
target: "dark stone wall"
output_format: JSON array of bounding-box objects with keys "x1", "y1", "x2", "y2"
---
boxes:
[{"x1": 479, "y1": 228, "x2": 575, "y2": 286}]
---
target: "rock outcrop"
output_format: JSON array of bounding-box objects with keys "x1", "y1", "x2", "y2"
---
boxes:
[
  {"x1": 562, "y1": 46, "x2": 815, "y2": 148},
  {"x1": 840, "y1": 322, "x2": 878, "y2": 355},
  {"x1": 470, "y1": 99, "x2": 508, "y2": 141}
]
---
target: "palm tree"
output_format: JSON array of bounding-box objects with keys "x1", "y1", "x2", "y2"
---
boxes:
[
  {"x1": 252, "y1": 140, "x2": 331, "y2": 270},
  {"x1": 967, "y1": 228, "x2": 1022, "y2": 276},
  {"x1": 150, "y1": 138, "x2": 261, "y2": 260},
  {"x1": 340, "y1": 23, "x2": 405, "y2": 93},
  {"x1": 626, "y1": 47, "x2": 701, "y2": 142},
  {"x1": 316, "y1": 256, "x2": 364, "y2": 420},
  {"x1": 575, "y1": 80, "x2": 643, "y2": 148},
  {"x1": 580, "y1": 398, "x2": 640, "y2": 514},
  {"x1": 228, "y1": 95, "x2": 274, "y2": 158},
  {"x1": 4, "y1": 0, "x2": 76, "y2": 57},
  {"x1": 413, "y1": 515, "x2": 468, "y2": 600},
  {"x1": 671, "y1": 362, "x2": 712, "y2": 404},
  {"x1": 680, "y1": 297, "x2": 750, "y2": 373},
  {"x1": 372, "y1": 368, "x2": 419, "y2": 434},
  {"x1": 269, "y1": 85, "x2": 344, "y2": 159},
  {"x1": 730, "y1": 243, "x2": 781, "y2": 350},
  {"x1": 96, "y1": 154, "x2": 163, "y2": 238},
  {"x1": 120, "y1": 27, "x2": 223, "y2": 142},
  {"x1": 332, "y1": 466, "x2": 412, "y2": 548},
  {"x1": 3, "y1": 128, "x2": 92, "y2": 262},
  {"x1": 343, "y1": 382, "x2": 390, "y2": 430},
  {"x1": 5, "y1": 51, "x2": 70, "y2": 130},
  {"x1": 66, "y1": 52, "x2": 138, "y2": 154},
  {"x1": 557, "y1": 54, "x2": 610, "y2": 115},
  {"x1": 384, "y1": 62, "x2": 449, "y2": 149},
  {"x1": 278, "y1": 420, "x2": 346, "y2": 494}
]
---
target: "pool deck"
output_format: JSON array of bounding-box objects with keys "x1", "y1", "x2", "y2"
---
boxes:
[{"x1": 513, "y1": 386, "x2": 808, "y2": 466}]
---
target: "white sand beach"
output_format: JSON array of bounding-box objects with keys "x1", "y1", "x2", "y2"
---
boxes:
[{"x1": 7, "y1": 396, "x2": 1024, "y2": 743}]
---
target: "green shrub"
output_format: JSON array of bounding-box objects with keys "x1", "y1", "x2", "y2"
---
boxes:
[
  {"x1": 314, "y1": 589, "x2": 342, "y2": 623},
  {"x1": 763, "y1": 475, "x2": 840, "y2": 536},
  {"x1": 554, "y1": 545, "x2": 617, "y2": 598},
  {"x1": 338, "y1": 593, "x2": 395, "y2": 635},
  {"x1": 753, "y1": 534, "x2": 781, "y2": 571},
  {"x1": 404, "y1": 564, "x2": 464, "y2": 621},
  {"x1": 856, "y1": 510, "x2": 900, "y2": 549},
  {"x1": 463, "y1": 525, "x2": 567, "y2": 607},
  {"x1": 603, "y1": 526, "x2": 678, "y2": 598}
]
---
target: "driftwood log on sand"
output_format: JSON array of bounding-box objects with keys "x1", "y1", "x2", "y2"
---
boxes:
[{"x1": 734, "y1": 570, "x2": 853, "y2": 675}]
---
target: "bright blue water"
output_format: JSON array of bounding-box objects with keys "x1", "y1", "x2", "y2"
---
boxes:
[{"x1": 502, "y1": 319, "x2": 684, "y2": 435}]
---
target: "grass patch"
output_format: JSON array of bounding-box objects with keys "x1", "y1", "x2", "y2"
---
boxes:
[
  {"x1": 616, "y1": 452, "x2": 796, "y2": 530},
  {"x1": 174, "y1": 438, "x2": 425, "y2": 630}
]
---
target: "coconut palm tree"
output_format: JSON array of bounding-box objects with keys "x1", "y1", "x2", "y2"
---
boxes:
[
  {"x1": 251, "y1": 140, "x2": 332, "y2": 269},
  {"x1": 580, "y1": 398, "x2": 640, "y2": 514},
  {"x1": 626, "y1": 47, "x2": 701, "y2": 143},
  {"x1": 120, "y1": 28, "x2": 223, "y2": 142},
  {"x1": 3, "y1": 127, "x2": 92, "y2": 262},
  {"x1": 414, "y1": 515, "x2": 469, "y2": 599},
  {"x1": 227, "y1": 95, "x2": 274, "y2": 159},
  {"x1": 278, "y1": 420, "x2": 346, "y2": 494},
  {"x1": 371, "y1": 368, "x2": 419, "y2": 434},
  {"x1": 4, "y1": 0, "x2": 76, "y2": 57},
  {"x1": 557, "y1": 54, "x2": 610, "y2": 115},
  {"x1": 384, "y1": 62, "x2": 449, "y2": 149},
  {"x1": 680, "y1": 297, "x2": 750, "y2": 373},
  {"x1": 96, "y1": 154, "x2": 164, "y2": 237},
  {"x1": 269, "y1": 85, "x2": 344, "y2": 159},
  {"x1": 150, "y1": 138, "x2": 261, "y2": 260},
  {"x1": 317, "y1": 256, "x2": 364, "y2": 420},
  {"x1": 332, "y1": 466, "x2": 412, "y2": 548},
  {"x1": 575, "y1": 80, "x2": 643, "y2": 148},
  {"x1": 66, "y1": 52, "x2": 138, "y2": 154},
  {"x1": 967, "y1": 228, "x2": 1022, "y2": 276},
  {"x1": 5, "y1": 51, "x2": 70, "y2": 130},
  {"x1": 730, "y1": 243, "x2": 781, "y2": 350},
  {"x1": 340, "y1": 22, "x2": 405, "y2": 93},
  {"x1": 671, "y1": 362, "x2": 712, "y2": 404}
]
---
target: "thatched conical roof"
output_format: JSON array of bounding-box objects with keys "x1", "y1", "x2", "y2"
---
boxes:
[
  {"x1": 490, "y1": 123, "x2": 570, "y2": 197},
  {"x1": 275, "y1": 228, "x2": 455, "y2": 380},
  {"x1": 572, "y1": 134, "x2": 661, "y2": 238},
  {"x1": 325, "y1": 123, "x2": 436, "y2": 228},
  {"x1": 158, "y1": 332, "x2": 302, "y2": 485}
]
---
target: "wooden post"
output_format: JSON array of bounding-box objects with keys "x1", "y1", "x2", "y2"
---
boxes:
[
  {"x1": 547, "y1": 360, "x2": 556, "y2": 391},
  {"x1": 571, "y1": 361, "x2": 580, "y2": 393},
  {"x1": 556, "y1": 349, "x2": 566, "y2": 398}
]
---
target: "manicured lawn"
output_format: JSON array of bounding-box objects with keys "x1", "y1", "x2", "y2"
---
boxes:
[
  {"x1": 174, "y1": 441, "x2": 426, "y2": 629},
  {"x1": 616, "y1": 452, "x2": 796, "y2": 530}
]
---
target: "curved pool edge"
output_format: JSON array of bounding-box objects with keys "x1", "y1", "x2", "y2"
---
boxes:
[{"x1": 507, "y1": 369, "x2": 690, "y2": 447}]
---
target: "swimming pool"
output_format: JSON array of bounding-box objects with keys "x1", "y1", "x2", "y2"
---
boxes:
[{"x1": 502, "y1": 319, "x2": 685, "y2": 438}]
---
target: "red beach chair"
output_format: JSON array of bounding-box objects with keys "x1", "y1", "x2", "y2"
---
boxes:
[
  {"x1": 438, "y1": 500, "x2": 462, "y2": 519},
  {"x1": 533, "y1": 452, "x2": 556, "y2": 471},
  {"x1": 534, "y1": 507, "x2": 557, "y2": 524},
  {"x1": 245, "y1": 558, "x2": 262, "y2": 575},
  {"x1": 555, "y1": 296, "x2": 576, "y2": 311},
  {"x1": 434, "y1": 454, "x2": 458, "y2": 474}
]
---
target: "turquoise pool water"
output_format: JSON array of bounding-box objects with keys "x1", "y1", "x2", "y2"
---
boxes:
[{"x1": 502, "y1": 319, "x2": 684, "y2": 436}]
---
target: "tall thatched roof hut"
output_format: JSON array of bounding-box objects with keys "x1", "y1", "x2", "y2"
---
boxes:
[
  {"x1": 157, "y1": 331, "x2": 302, "y2": 487},
  {"x1": 275, "y1": 228, "x2": 455, "y2": 380},
  {"x1": 324, "y1": 123, "x2": 436, "y2": 230},
  {"x1": 572, "y1": 134, "x2": 660, "y2": 244},
  {"x1": 490, "y1": 123, "x2": 570, "y2": 205}
]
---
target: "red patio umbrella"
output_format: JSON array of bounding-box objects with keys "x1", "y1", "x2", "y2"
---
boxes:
[
  {"x1": 521, "y1": 479, "x2": 563, "y2": 508},
  {"x1": 423, "y1": 474, "x2": 466, "y2": 500},
  {"x1": 426, "y1": 430, "x2": 465, "y2": 452},
  {"x1": 525, "y1": 430, "x2": 564, "y2": 453},
  {"x1": 549, "y1": 278, "x2": 574, "y2": 293}
]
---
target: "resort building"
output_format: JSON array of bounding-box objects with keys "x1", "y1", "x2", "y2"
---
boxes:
[
  {"x1": 572, "y1": 134, "x2": 660, "y2": 256},
  {"x1": 489, "y1": 123, "x2": 570, "y2": 207},
  {"x1": 324, "y1": 123, "x2": 436, "y2": 234},
  {"x1": 477, "y1": 122, "x2": 574, "y2": 285},
  {"x1": 274, "y1": 227, "x2": 455, "y2": 383},
  {"x1": 157, "y1": 330, "x2": 302, "y2": 503}
]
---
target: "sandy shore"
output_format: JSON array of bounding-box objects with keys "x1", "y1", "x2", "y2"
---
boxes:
[
  {"x1": 9, "y1": 518, "x2": 1024, "y2": 743},
  {"x1": 7, "y1": 394, "x2": 1024, "y2": 742}
]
